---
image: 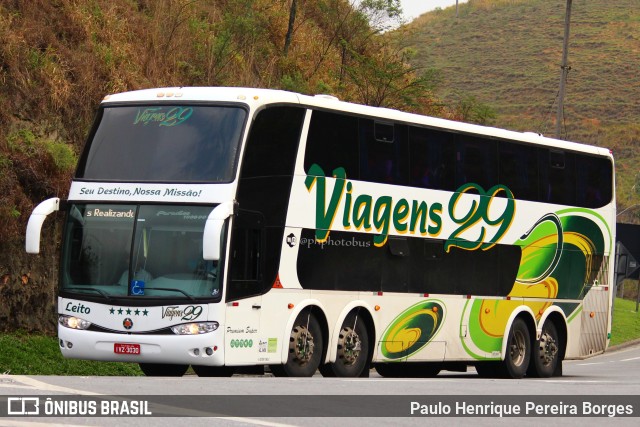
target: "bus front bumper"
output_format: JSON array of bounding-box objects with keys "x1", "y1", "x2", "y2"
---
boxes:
[{"x1": 58, "y1": 326, "x2": 225, "y2": 366}]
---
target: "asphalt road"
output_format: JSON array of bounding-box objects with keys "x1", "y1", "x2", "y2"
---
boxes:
[{"x1": 1, "y1": 342, "x2": 639, "y2": 426}]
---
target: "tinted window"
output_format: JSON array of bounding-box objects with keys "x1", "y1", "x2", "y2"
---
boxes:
[
  {"x1": 240, "y1": 106, "x2": 304, "y2": 178},
  {"x1": 575, "y1": 155, "x2": 612, "y2": 208},
  {"x1": 304, "y1": 110, "x2": 612, "y2": 209},
  {"x1": 237, "y1": 106, "x2": 305, "y2": 293},
  {"x1": 540, "y1": 149, "x2": 576, "y2": 205},
  {"x1": 498, "y1": 142, "x2": 538, "y2": 201},
  {"x1": 360, "y1": 120, "x2": 408, "y2": 185},
  {"x1": 296, "y1": 229, "x2": 520, "y2": 296},
  {"x1": 78, "y1": 105, "x2": 246, "y2": 182},
  {"x1": 409, "y1": 126, "x2": 455, "y2": 191},
  {"x1": 305, "y1": 110, "x2": 359, "y2": 178},
  {"x1": 455, "y1": 135, "x2": 497, "y2": 190}
]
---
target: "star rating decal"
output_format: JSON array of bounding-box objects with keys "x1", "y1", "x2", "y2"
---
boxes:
[{"x1": 109, "y1": 307, "x2": 149, "y2": 316}]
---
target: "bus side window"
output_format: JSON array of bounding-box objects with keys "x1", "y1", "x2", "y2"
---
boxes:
[
  {"x1": 304, "y1": 111, "x2": 359, "y2": 178},
  {"x1": 360, "y1": 120, "x2": 408, "y2": 185},
  {"x1": 498, "y1": 142, "x2": 538, "y2": 201},
  {"x1": 575, "y1": 155, "x2": 612, "y2": 208},
  {"x1": 541, "y1": 150, "x2": 576, "y2": 205},
  {"x1": 227, "y1": 211, "x2": 264, "y2": 301},
  {"x1": 455, "y1": 136, "x2": 497, "y2": 190},
  {"x1": 408, "y1": 126, "x2": 455, "y2": 191}
]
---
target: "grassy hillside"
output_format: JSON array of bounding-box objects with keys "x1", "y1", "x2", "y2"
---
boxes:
[
  {"x1": 0, "y1": 0, "x2": 438, "y2": 333},
  {"x1": 405, "y1": 0, "x2": 640, "y2": 213}
]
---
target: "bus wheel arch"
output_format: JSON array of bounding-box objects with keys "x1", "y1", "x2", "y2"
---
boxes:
[
  {"x1": 271, "y1": 305, "x2": 327, "y2": 377},
  {"x1": 320, "y1": 306, "x2": 374, "y2": 378}
]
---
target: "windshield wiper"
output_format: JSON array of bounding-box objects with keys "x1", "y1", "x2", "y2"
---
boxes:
[
  {"x1": 142, "y1": 287, "x2": 196, "y2": 301},
  {"x1": 66, "y1": 287, "x2": 113, "y2": 302}
]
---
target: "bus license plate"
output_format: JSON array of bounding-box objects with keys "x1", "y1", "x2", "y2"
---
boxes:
[{"x1": 114, "y1": 343, "x2": 141, "y2": 355}]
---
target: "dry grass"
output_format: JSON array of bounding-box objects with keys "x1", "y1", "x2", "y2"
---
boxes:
[{"x1": 405, "y1": 0, "x2": 640, "y2": 212}]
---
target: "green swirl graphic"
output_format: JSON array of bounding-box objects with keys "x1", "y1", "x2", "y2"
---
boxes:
[{"x1": 380, "y1": 301, "x2": 444, "y2": 360}]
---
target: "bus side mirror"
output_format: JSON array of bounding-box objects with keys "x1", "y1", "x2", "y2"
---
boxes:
[
  {"x1": 26, "y1": 197, "x2": 60, "y2": 254},
  {"x1": 203, "y1": 201, "x2": 235, "y2": 261}
]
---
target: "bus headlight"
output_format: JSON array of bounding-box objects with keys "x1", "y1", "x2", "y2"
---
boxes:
[
  {"x1": 171, "y1": 321, "x2": 219, "y2": 335},
  {"x1": 59, "y1": 315, "x2": 91, "y2": 330}
]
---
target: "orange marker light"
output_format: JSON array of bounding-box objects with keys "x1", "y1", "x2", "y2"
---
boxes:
[
  {"x1": 273, "y1": 275, "x2": 283, "y2": 288},
  {"x1": 374, "y1": 305, "x2": 381, "y2": 311},
  {"x1": 288, "y1": 303, "x2": 294, "y2": 309}
]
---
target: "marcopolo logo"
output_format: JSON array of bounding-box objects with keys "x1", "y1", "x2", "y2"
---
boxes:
[{"x1": 380, "y1": 300, "x2": 445, "y2": 360}]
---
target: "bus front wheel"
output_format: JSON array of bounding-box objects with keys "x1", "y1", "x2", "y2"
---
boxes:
[
  {"x1": 138, "y1": 363, "x2": 189, "y2": 377},
  {"x1": 271, "y1": 309, "x2": 323, "y2": 377},
  {"x1": 319, "y1": 313, "x2": 369, "y2": 377}
]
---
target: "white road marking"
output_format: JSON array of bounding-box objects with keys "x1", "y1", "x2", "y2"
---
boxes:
[
  {"x1": 217, "y1": 417, "x2": 300, "y2": 427},
  {"x1": 8, "y1": 376, "x2": 101, "y2": 395}
]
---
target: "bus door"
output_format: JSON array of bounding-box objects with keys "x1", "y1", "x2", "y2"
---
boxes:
[{"x1": 224, "y1": 210, "x2": 266, "y2": 365}]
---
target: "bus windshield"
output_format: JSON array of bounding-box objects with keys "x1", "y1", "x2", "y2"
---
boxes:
[
  {"x1": 77, "y1": 105, "x2": 246, "y2": 182},
  {"x1": 60, "y1": 204, "x2": 221, "y2": 300}
]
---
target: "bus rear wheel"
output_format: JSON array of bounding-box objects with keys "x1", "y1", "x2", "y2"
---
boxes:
[
  {"x1": 528, "y1": 321, "x2": 560, "y2": 378},
  {"x1": 474, "y1": 362, "x2": 502, "y2": 378},
  {"x1": 502, "y1": 317, "x2": 531, "y2": 379},
  {"x1": 192, "y1": 365, "x2": 235, "y2": 377},
  {"x1": 319, "y1": 313, "x2": 369, "y2": 377},
  {"x1": 138, "y1": 363, "x2": 189, "y2": 377},
  {"x1": 374, "y1": 362, "x2": 403, "y2": 377},
  {"x1": 271, "y1": 309, "x2": 323, "y2": 377}
]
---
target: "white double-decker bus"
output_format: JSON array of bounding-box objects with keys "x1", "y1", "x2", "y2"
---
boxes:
[{"x1": 26, "y1": 87, "x2": 615, "y2": 378}]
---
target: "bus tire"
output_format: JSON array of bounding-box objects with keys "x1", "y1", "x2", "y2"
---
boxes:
[
  {"x1": 319, "y1": 313, "x2": 369, "y2": 377},
  {"x1": 528, "y1": 321, "x2": 560, "y2": 378},
  {"x1": 192, "y1": 365, "x2": 235, "y2": 377},
  {"x1": 138, "y1": 363, "x2": 189, "y2": 377},
  {"x1": 271, "y1": 309, "x2": 323, "y2": 377},
  {"x1": 475, "y1": 362, "x2": 502, "y2": 378},
  {"x1": 502, "y1": 317, "x2": 531, "y2": 379},
  {"x1": 374, "y1": 363, "x2": 403, "y2": 377},
  {"x1": 414, "y1": 362, "x2": 441, "y2": 377}
]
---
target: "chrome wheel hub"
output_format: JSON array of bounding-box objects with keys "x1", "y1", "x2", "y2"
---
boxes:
[
  {"x1": 290, "y1": 325, "x2": 315, "y2": 364},
  {"x1": 337, "y1": 327, "x2": 362, "y2": 365}
]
